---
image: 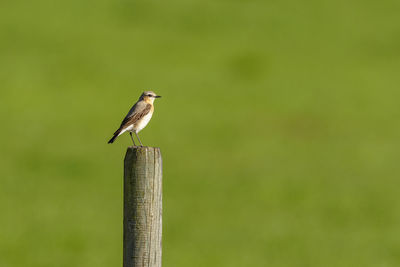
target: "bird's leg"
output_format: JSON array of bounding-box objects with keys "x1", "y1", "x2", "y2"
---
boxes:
[
  {"x1": 129, "y1": 132, "x2": 136, "y2": 146},
  {"x1": 135, "y1": 132, "x2": 143, "y2": 147}
]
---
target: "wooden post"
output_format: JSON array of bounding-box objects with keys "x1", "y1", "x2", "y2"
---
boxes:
[{"x1": 123, "y1": 147, "x2": 162, "y2": 267}]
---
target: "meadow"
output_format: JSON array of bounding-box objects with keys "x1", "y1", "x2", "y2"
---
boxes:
[{"x1": 1, "y1": 0, "x2": 400, "y2": 266}]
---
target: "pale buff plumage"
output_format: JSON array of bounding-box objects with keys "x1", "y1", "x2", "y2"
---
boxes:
[{"x1": 108, "y1": 91, "x2": 161, "y2": 146}]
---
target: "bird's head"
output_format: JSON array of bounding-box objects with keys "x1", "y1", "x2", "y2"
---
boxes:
[{"x1": 140, "y1": 91, "x2": 161, "y2": 104}]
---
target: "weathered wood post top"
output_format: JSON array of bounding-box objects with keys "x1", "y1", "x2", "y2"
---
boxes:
[{"x1": 123, "y1": 146, "x2": 162, "y2": 267}]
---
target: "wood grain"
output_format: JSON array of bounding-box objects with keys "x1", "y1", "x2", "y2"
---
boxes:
[{"x1": 123, "y1": 146, "x2": 162, "y2": 267}]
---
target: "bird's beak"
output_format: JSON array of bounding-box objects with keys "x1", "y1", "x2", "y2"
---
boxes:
[{"x1": 155, "y1": 95, "x2": 162, "y2": 98}]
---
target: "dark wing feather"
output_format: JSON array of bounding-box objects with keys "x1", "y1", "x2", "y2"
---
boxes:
[
  {"x1": 108, "y1": 103, "x2": 152, "y2": 144},
  {"x1": 118, "y1": 103, "x2": 152, "y2": 132}
]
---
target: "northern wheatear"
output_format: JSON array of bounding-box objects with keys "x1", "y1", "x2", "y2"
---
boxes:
[{"x1": 108, "y1": 91, "x2": 161, "y2": 146}]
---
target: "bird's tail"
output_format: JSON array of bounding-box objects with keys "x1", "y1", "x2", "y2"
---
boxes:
[
  {"x1": 108, "y1": 129, "x2": 122, "y2": 144},
  {"x1": 108, "y1": 135, "x2": 118, "y2": 144}
]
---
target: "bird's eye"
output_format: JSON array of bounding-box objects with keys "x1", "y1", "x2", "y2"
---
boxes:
[{"x1": 147, "y1": 94, "x2": 152, "y2": 97}]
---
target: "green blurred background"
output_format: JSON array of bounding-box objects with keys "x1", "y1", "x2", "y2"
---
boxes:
[{"x1": 1, "y1": 0, "x2": 400, "y2": 266}]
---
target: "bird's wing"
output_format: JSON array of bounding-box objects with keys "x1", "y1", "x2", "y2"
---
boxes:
[{"x1": 117, "y1": 102, "x2": 152, "y2": 131}]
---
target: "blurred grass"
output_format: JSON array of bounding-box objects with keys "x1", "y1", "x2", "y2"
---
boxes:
[{"x1": 1, "y1": 0, "x2": 400, "y2": 266}]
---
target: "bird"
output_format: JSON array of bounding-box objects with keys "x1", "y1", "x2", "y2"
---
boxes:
[{"x1": 108, "y1": 91, "x2": 161, "y2": 146}]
